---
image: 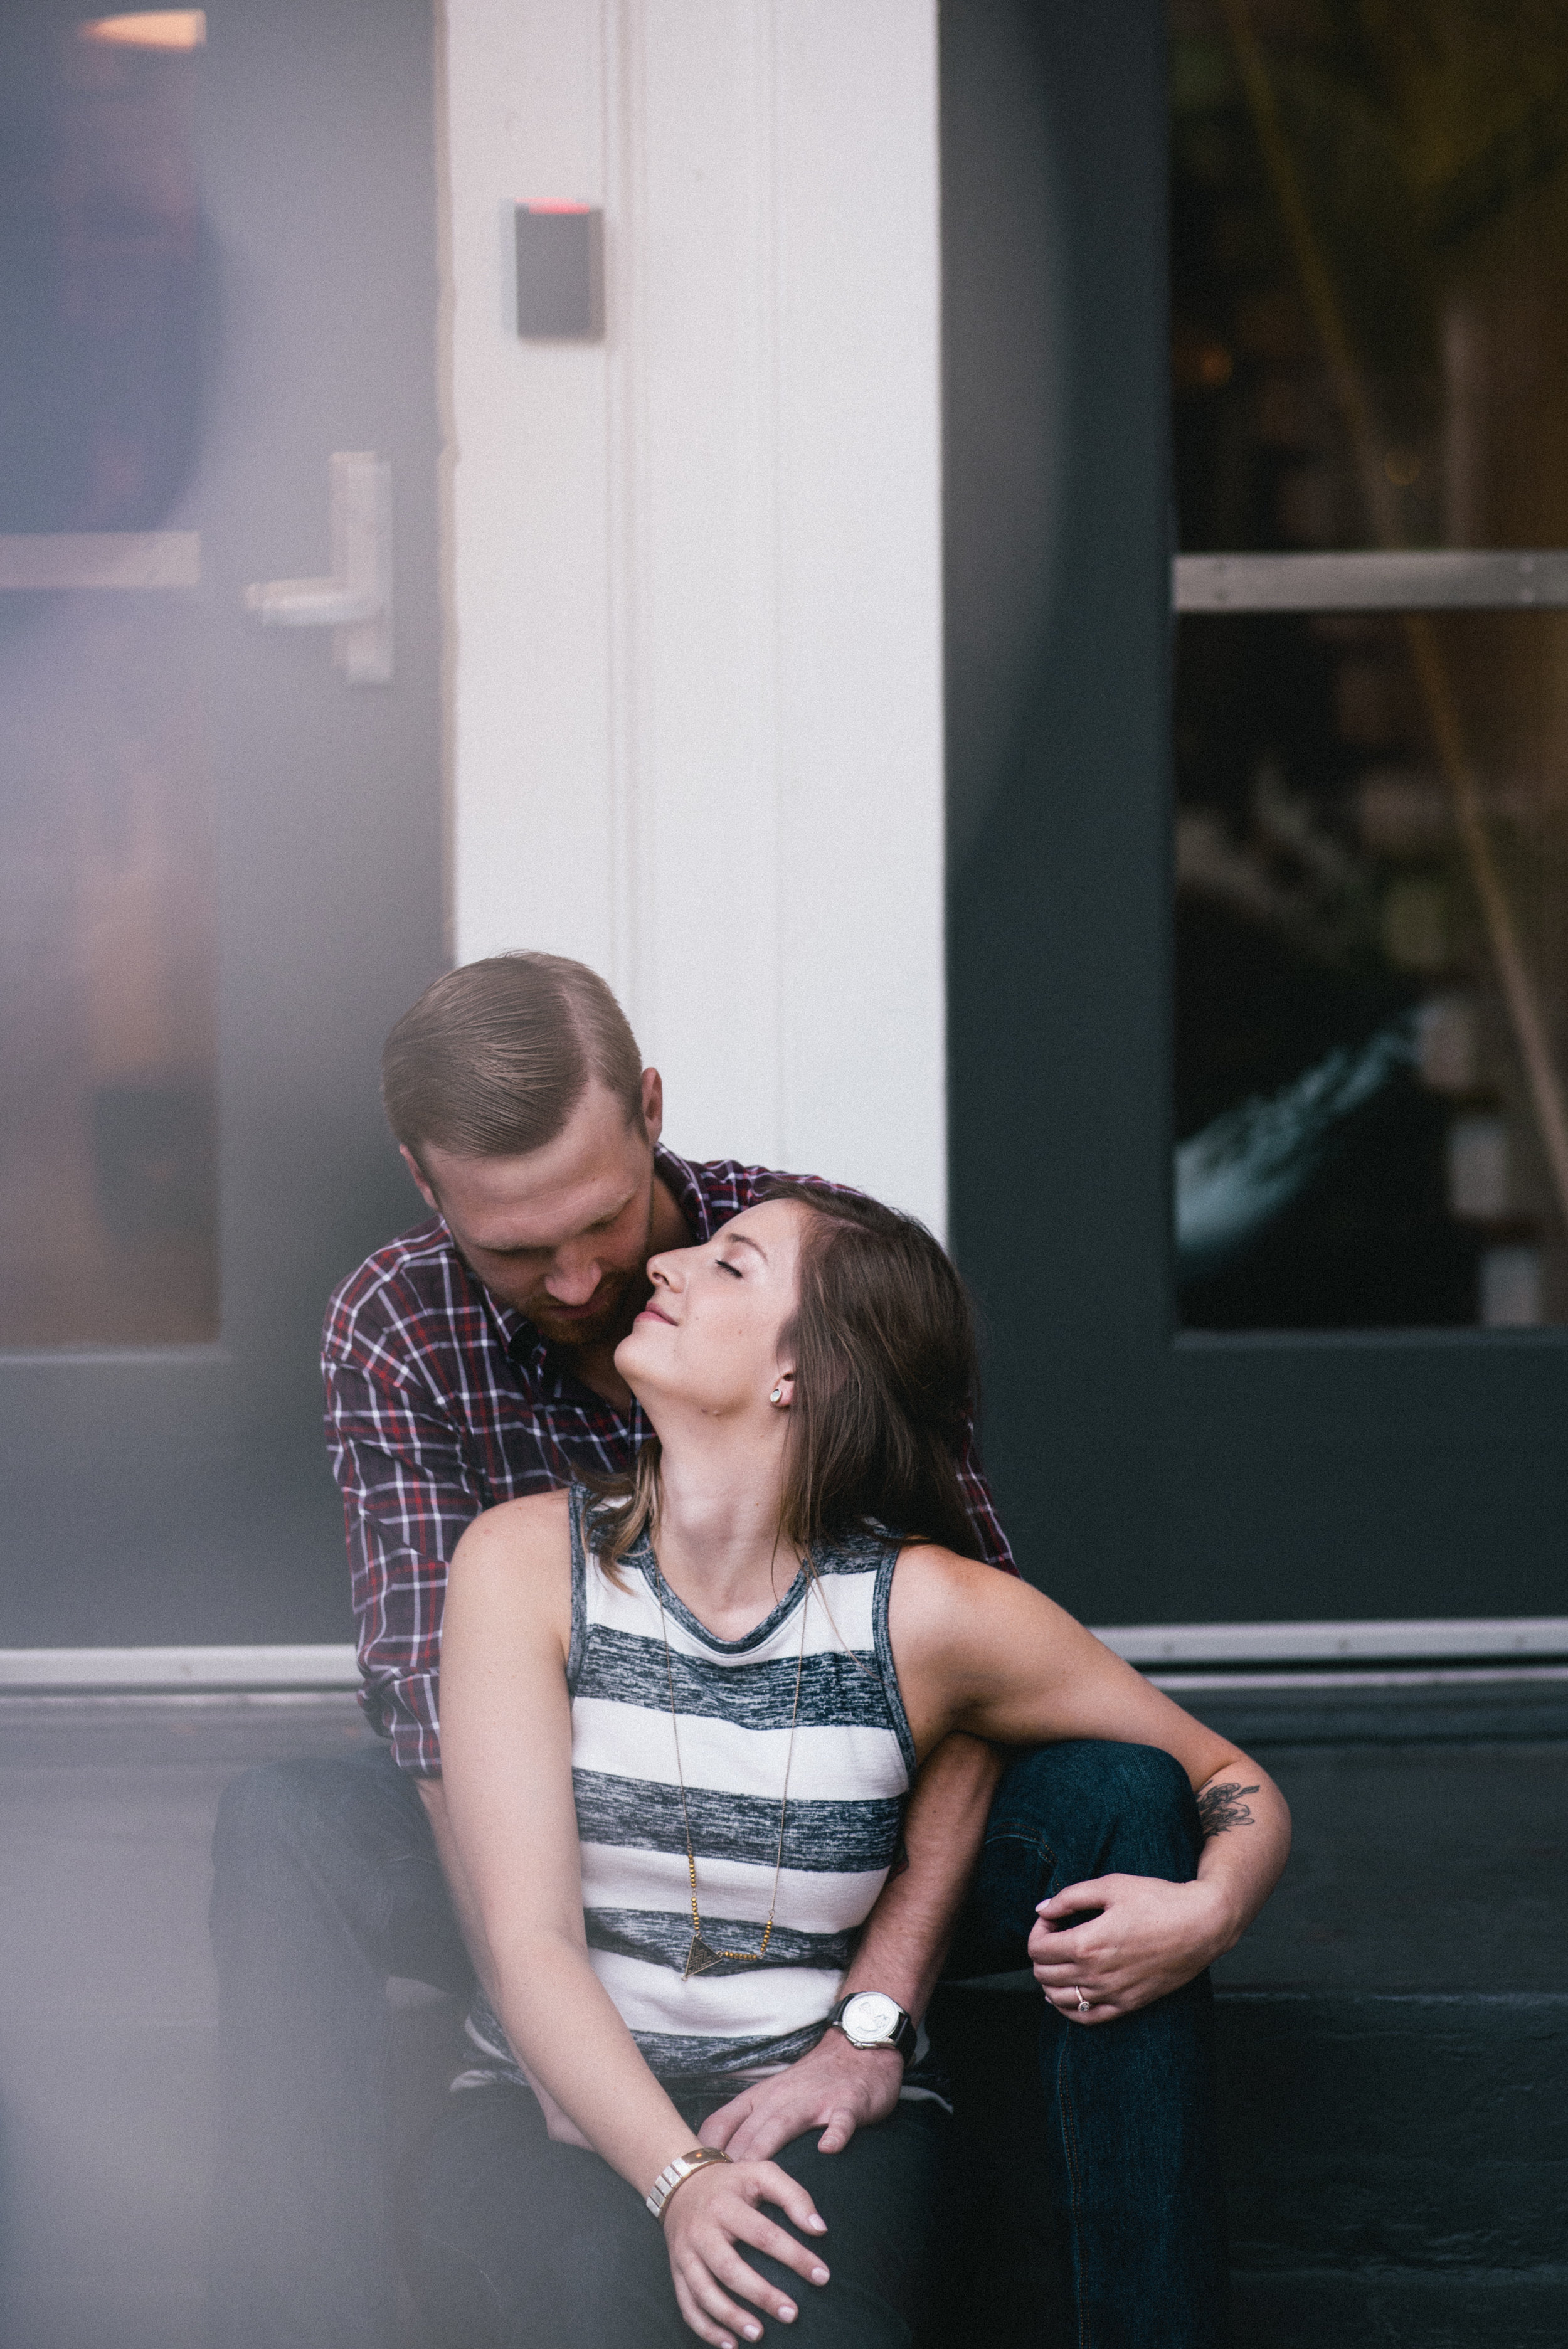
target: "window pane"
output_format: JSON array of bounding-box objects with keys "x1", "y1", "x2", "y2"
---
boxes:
[
  {"x1": 0, "y1": 14, "x2": 216, "y2": 1347},
  {"x1": 1172, "y1": 0, "x2": 1568, "y2": 1327}
]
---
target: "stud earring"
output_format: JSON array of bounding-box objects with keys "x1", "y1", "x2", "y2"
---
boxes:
[{"x1": 770, "y1": 1386, "x2": 783, "y2": 1404}]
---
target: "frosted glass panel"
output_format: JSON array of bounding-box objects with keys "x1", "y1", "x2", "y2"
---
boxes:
[{"x1": 0, "y1": 12, "x2": 216, "y2": 1345}]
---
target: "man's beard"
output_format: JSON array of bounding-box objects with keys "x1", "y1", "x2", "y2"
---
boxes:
[
  {"x1": 524, "y1": 1262, "x2": 649, "y2": 1350},
  {"x1": 519, "y1": 1184, "x2": 659, "y2": 1351}
]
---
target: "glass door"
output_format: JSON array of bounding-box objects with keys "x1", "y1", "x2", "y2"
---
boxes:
[
  {"x1": 943, "y1": 0, "x2": 1567, "y2": 1631},
  {"x1": 0, "y1": 1, "x2": 443, "y2": 1645}
]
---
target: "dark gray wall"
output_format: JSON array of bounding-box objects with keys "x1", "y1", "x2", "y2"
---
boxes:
[{"x1": 944, "y1": 0, "x2": 1175, "y2": 1613}]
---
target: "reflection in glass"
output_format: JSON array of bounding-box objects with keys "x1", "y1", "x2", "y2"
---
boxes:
[
  {"x1": 0, "y1": 13, "x2": 215, "y2": 1345},
  {"x1": 1172, "y1": 0, "x2": 1568, "y2": 1327}
]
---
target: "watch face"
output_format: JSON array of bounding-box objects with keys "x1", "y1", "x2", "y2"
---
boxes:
[{"x1": 842, "y1": 1992, "x2": 902, "y2": 2045}]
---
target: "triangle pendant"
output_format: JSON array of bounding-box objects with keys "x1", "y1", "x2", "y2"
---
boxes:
[{"x1": 684, "y1": 1933, "x2": 725, "y2": 1980}]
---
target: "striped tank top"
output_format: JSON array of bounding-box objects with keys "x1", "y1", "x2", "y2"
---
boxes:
[{"x1": 464, "y1": 1485, "x2": 921, "y2": 2095}]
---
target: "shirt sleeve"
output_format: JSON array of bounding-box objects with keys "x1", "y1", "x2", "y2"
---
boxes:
[
  {"x1": 323, "y1": 1340, "x2": 484, "y2": 1776},
  {"x1": 954, "y1": 1420, "x2": 1018, "y2": 1574}
]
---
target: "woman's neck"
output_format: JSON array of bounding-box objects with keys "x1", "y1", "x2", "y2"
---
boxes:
[{"x1": 647, "y1": 1433, "x2": 800, "y2": 1641}]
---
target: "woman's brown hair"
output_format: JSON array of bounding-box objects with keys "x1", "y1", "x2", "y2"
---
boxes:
[{"x1": 585, "y1": 1184, "x2": 985, "y2": 1569}]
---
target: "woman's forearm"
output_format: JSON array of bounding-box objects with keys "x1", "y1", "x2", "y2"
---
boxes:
[
  {"x1": 435, "y1": 1499, "x2": 702, "y2": 2195},
  {"x1": 1190, "y1": 1754, "x2": 1292, "y2": 1948},
  {"x1": 483, "y1": 1917, "x2": 698, "y2": 2195}
]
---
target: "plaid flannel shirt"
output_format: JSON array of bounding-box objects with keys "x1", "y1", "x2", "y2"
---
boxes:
[{"x1": 323, "y1": 1145, "x2": 1015, "y2": 1773}]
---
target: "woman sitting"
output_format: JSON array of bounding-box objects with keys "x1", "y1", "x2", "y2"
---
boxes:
[{"x1": 411, "y1": 1185, "x2": 1290, "y2": 2348}]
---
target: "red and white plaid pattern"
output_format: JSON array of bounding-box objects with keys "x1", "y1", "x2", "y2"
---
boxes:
[{"x1": 324, "y1": 1147, "x2": 1014, "y2": 1773}]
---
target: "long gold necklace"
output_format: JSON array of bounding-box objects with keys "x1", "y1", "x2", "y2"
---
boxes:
[{"x1": 652, "y1": 1549, "x2": 810, "y2": 1981}]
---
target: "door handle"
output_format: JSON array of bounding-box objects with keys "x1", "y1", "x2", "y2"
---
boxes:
[{"x1": 244, "y1": 451, "x2": 392, "y2": 683}]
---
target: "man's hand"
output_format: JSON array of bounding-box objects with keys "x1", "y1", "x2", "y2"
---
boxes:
[
  {"x1": 1027, "y1": 1873, "x2": 1237, "y2": 2023},
  {"x1": 699, "y1": 2029, "x2": 904, "y2": 2160}
]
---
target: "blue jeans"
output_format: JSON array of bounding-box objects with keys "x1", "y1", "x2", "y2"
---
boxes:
[
  {"x1": 941, "y1": 1742, "x2": 1229, "y2": 2346},
  {"x1": 208, "y1": 1741, "x2": 1227, "y2": 2348}
]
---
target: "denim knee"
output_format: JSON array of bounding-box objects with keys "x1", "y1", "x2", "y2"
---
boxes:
[
  {"x1": 213, "y1": 1760, "x2": 305, "y2": 1874},
  {"x1": 212, "y1": 1757, "x2": 368, "y2": 1879},
  {"x1": 210, "y1": 1749, "x2": 437, "y2": 1950},
  {"x1": 992, "y1": 1740, "x2": 1200, "y2": 1885}
]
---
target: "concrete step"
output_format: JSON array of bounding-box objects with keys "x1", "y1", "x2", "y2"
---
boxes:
[
  {"x1": 0, "y1": 1683, "x2": 1562, "y2": 2346},
  {"x1": 929, "y1": 1985, "x2": 1568, "y2": 2346},
  {"x1": 1227, "y1": 2267, "x2": 1568, "y2": 2348},
  {"x1": 1220, "y1": 1990, "x2": 1568, "y2": 2279},
  {"x1": 928, "y1": 1672, "x2": 1568, "y2": 2345},
  {"x1": 0, "y1": 1695, "x2": 364, "y2": 2349}
]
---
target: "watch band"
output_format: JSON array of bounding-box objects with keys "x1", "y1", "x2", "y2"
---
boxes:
[
  {"x1": 645, "y1": 2145, "x2": 730, "y2": 2222},
  {"x1": 827, "y1": 1992, "x2": 918, "y2": 2065}
]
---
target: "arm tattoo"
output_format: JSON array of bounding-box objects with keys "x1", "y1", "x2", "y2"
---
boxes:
[{"x1": 1197, "y1": 1781, "x2": 1260, "y2": 1839}]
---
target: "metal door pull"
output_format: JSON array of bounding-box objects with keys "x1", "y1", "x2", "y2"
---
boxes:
[{"x1": 245, "y1": 451, "x2": 391, "y2": 682}]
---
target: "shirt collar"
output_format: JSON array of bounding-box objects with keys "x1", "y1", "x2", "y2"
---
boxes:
[{"x1": 652, "y1": 1141, "x2": 714, "y2": 1241}]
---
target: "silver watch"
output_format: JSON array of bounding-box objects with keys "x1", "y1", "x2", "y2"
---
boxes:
[{"x1": 827, "y1": 1990, "x2": 917, "y2": 2063}]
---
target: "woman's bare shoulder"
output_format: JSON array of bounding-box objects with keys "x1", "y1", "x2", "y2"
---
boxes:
[
  {"x1": 445, "y1": 1490, "x2": 575, "y2": 1663},
  {"x1": 450, "y1": 1487, "x2": 573, "y2": 1579},
  {"x1": 891, "y1": 1539, "x2": 1029, "y2": 1602},
  {"x1": 889, "y1": 1540, "x2": 1074, "y2": 1652}
]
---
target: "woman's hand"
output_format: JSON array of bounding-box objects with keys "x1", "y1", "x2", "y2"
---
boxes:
[
  {"x1": 662, "y1": 2158, "x2": 831, "y2": 2347},
  {"x1": 1027, "y1": 1873, "x2": 1237, "y2": 2023}
]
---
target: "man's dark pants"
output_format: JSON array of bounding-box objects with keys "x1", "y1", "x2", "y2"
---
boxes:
[{"x1": 208, "y1": 1741, "x2": 1228, "y2": 2349}]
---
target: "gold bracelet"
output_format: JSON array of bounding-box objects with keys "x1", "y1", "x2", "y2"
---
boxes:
[{"x1": 645, "y1": 2145, "x2": 731, "y2": 2222}]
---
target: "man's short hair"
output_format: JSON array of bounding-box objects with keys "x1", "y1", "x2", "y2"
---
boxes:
[{"x1": 381, "y1": 953, "x2": 645, "y2": 1166}]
